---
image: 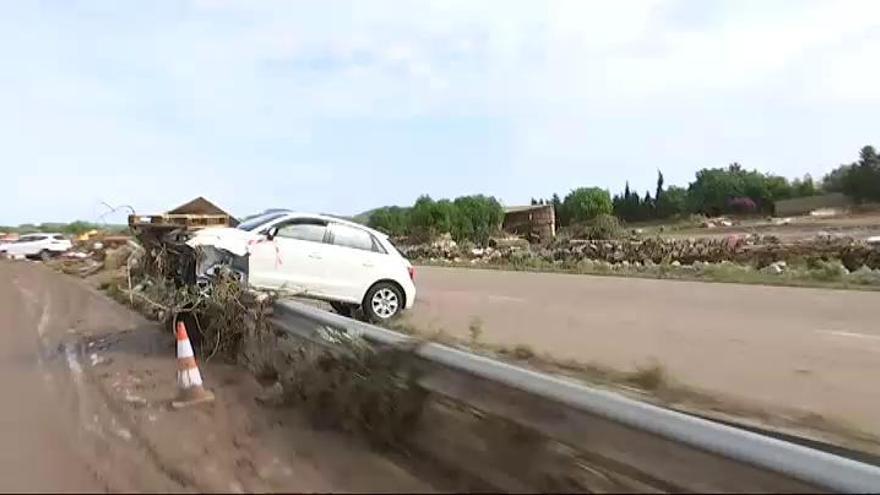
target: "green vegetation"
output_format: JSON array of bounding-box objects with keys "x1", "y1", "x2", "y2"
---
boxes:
[
  {"x1": 557, "y1": 213, "x2": 625, "y2": 241},
  {"x1": 357, "y1": 144, "x2": 878, "y2": 254},
  {"x1": 366, "y1": 206, "x2": 410, "y2": 237},
  {"x1": 362, "y1": 144, "x2": 873, "y2": 246},
  {"x1": 823, "y1": 145, "x2": 880, "y2": 202},
  {"x1": 368, "y1": 194, "x2": 504, "y2": 245},
  {"x1": 531, "y1": 145, "x2": 878, "y2": 228},
  {"x1": 585, "y1": 213, "x2": 623, "y2": 240},
  {"x1": 468, "y1": 316, "x2": 484, "y2": 345},
  {"x1": 0, "y1": 221, "x2": 128, "y2": 235},
  {"x1": 625, "y1": 361, "x2": 668, "y2": 391},
  {"x1": 559, "y1": 187, "x2": 613, "y2": 224}
]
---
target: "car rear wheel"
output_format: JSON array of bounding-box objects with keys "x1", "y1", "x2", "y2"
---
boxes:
[
  {"x1": 39, "y1": 250, "x2": 52, "y2": 261},
  {"x1": 363, "y1": 282, "x2": 403, "y2": 322},
  {"x1": 330, "y1": 301, "x2": 355, "y2": 318}
]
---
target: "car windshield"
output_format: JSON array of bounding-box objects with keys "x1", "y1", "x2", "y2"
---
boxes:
[{"x1": 237, "y1": 212, "x2": 287, "y2": 232}]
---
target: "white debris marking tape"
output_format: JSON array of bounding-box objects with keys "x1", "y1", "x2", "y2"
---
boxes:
[{"x1": 172, "y1": 321, "x2": 214, "y2": 409}]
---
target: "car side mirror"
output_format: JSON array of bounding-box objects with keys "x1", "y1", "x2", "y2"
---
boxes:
[{"x1": 264, "y1": 229, "x2": 275, "y2": 241}]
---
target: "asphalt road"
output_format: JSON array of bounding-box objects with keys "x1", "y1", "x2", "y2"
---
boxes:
[{"x1": 407, "y1": 266, "x2": 880, "y2": 435}]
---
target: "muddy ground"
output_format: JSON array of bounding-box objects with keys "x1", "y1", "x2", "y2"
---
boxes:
[
  {"x1": 405, "y1": 265, "x2": 880, "y2": 447},
  {"x1": 0, "y1": 261, "x2": 456, "y2": 492}
]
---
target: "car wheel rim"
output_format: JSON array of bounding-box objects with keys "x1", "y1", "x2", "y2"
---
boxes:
[{"x1": 371, "y1": 288, "x2": 399, "y2": 319}]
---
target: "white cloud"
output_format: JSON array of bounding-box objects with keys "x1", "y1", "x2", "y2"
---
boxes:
[{"x1": 1, "y1": 0, "x2": 879, "y2": 223}]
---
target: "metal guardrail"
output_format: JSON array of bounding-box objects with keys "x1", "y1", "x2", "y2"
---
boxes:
[{"x1": 272, "y1": 299, "x2": 880, "y2": 493}]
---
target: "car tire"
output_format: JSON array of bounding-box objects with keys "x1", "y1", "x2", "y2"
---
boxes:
[
  {"x1": 362, "y1": 282, "x2": 404, "y2": 323},
  {"x1": 39, "y1": 250, "x2": 52, "y2": 261},
  {"x1": 329, "y1": 301, "x2": 355, "y2": 318}
]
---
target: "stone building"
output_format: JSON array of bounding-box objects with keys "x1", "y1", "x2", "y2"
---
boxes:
[{"x1": 502, "y1": 204, "x2": 556, "y2": 241}]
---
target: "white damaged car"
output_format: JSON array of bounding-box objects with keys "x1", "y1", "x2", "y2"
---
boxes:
[
  {"x1": 0, "y1": 233, "x2": 72, "y2": 260},
  {"x1": 186, "y1": 211, "x2": 416, "y2": 322}
]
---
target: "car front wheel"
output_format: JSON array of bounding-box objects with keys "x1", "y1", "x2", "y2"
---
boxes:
[{"x1": 363, "y1": 282, "x2": 403, "y2": 322}]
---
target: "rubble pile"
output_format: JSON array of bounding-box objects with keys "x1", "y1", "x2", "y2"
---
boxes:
[{"x1": 398, "y1": 234, "x2": 880, "y2": 271}]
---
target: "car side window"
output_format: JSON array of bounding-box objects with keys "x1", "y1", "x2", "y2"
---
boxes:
[
  {"x1": 275, "y1": 220, "x2": 327, "y2": 243},
  {"x1": 330, "y1": 224, "x2": 376, "y2": 252},
  {"x1": 53, "y1": 235, "x2": 66, "y2": 241}
]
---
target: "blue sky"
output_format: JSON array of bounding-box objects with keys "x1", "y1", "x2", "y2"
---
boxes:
[{"x1": 2, "y1": 0, "x2": 879, "y2": 225}]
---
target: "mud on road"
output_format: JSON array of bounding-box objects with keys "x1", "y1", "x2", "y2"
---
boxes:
[{"x1": 0, "y1": 261, "x2": 448, "y2": 492}]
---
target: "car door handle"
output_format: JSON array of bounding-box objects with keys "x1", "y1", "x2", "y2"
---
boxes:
[
  {"x1": 308, "y1": 253, "x2": 322, "y2": 259},
  {"x1": 362, "y1": 262, "x2": 374, "y2": 268}
]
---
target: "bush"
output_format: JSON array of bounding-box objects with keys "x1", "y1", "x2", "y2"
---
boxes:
[
  {"x1": 849, "y1": 266, "x2": 880, "y2": 285},
  {"x1": 808, "y1": 259, "x2": 849, "y2": 281},
  {"x1": 625, "y1": 361, "x2": 667, "y2": 391},
  {"x1": 587, "y1": 214, "x2": 622, "y2": 240},
  {"x1": 381, "y1": 194, "x2": 503, "y2": 246},
  {"x1": 562, "y1": 187, "x2": 613, "y2": 223},
  {"x1": 450, "y1": 195, "x2": 504, "y2": 246},
  {"x1": 408, "y1": 196, "x2": 455, "y2": 242}
]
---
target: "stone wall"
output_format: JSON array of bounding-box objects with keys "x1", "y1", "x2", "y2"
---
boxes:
[{"x1": 398, "y1": 234, "x2": 880, "y2": 271}]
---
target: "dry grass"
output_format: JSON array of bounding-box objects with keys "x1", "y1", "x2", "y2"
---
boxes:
[
  {"x1": 468, "y1": 317, "x2": 484, "y2": 345},
  {"x1": 624, "y1": 361, "x2": 668, "y2": 391},
  {"x1": 278, "y1": 341, "x2": 427, "y2": 448},
  {"x1": 510, "y1": 344, "x2": 536, "y2": 360},
  {"x1": 377, "y1": 318, "x2": 880, "y2": 454},
  {"x1": 97, "y1": 260, "x2": 429, "y2": 449}
]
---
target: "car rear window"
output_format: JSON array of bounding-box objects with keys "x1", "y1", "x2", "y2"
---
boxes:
[
  {"x1": 331, "y1": 224, "x2": 375, "y2": 252},
  {"x1": 53, "y1": 235, "x2": 66, "y2": 240},
  {"x1": 276, "y1": 222, "x2": 327, "y2": 243}
]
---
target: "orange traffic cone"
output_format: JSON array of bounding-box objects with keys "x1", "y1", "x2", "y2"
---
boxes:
[{"x1": 172, "y1": 320, "x2": 214, "y2": 409}]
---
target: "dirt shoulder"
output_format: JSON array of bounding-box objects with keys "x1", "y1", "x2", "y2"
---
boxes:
[{"x1": 2, "y1": 261, "x2": 450, "y2": 492}]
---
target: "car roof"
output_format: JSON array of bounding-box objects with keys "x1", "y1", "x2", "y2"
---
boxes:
[
  {"x1": 21, "y1": 232, "x2": 63, "y2": 237},
  {"x1": 278, "y1": 212, "x2": 389, "y2": 239}
]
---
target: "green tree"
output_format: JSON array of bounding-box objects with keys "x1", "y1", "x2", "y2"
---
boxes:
[
  {"x1": 791, "y1": 174, "x2": 817, "y2": 197},
  {"x1": 640, "y1": 191, "x2": 655, "y2": 220},
  {"x1": 409, "y1": 195, "x2": 454, "y2": 241},
  {"x1": 612, "y1": 181, "x2": 643, "y2": 222},
  {"x1": 654, "y1": 170, "x2": 664, "y2": 212},
  {"x1": 764, "y1": 175, "x2": 793, "y2": 202},
  {"x1": 823, "y1": 165, "x2": 852, "y2": 193},
  {"x1": 853, "y1": 146, "x2": 880, "y2": 201},
  {"x1": 687, "y1": 164, "x2": 747, "y2": 215},
  {"x1": 450, "y1": 195, "x2": 504, "y2": 245},
  {"x1": 822, "y1": 145, "x2": 880, "y2": 202},
  {"x1": 368, "y1": 207, "x2": 410, "y2": 236},
  {"x1": 656, "y1": 185, "x2": 687, "y2": 218},
  {"x1": 562, "y1": 187, "x2": 613, "y2": 223}
]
